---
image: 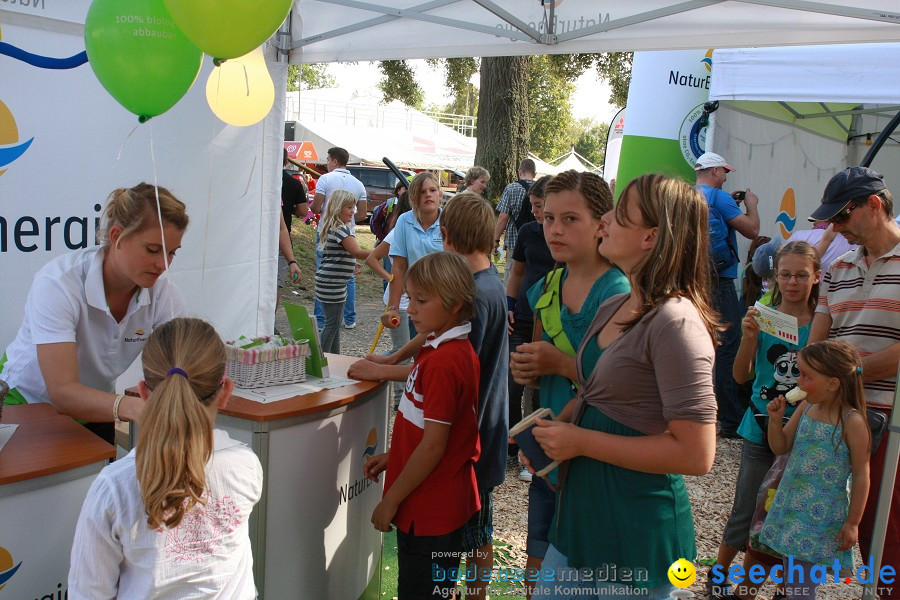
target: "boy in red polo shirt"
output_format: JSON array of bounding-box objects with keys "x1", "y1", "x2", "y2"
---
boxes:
[{"x1": 363, "y1": 251, "x2": 481, "y2": 599}]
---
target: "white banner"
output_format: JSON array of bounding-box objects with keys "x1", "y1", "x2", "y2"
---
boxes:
[{"x1": 0, "y1": 10, "x2": 285, "y2": 350}]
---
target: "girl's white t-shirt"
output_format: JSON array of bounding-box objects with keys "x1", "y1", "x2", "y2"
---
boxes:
[
  {"x1": 68, "y1": 429, "x2": 263, "y2": 599},
  {"x1": 382, "y1": 229, "x2": 410, "y2": 311}
]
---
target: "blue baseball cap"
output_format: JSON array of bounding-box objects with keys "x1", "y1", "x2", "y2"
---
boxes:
[{"x1": 809, "y1": 166, "x2": 886, "y2": 222}]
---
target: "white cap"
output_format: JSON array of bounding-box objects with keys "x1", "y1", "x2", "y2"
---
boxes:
[{"x1": 694, "y1": 152, "x2": 735, "y2": 172}]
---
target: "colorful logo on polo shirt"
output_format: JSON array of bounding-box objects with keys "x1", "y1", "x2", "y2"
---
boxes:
[
  {"x1": 0, "y1": 546, "x2": 22, "y2": 590},
  {"x1": 363, "y1": 427, "x2": 378, "y2": 462},
  {"x1": 776, "y1": 188, "x2": 797, "y2": 238},
  {"x1": 134, "y1": 330, "x2": 145, "y2": 336},
  {"x1": 0, "y1": 98, "x2": 34, "y2": 177},
  {"x1": 701, "y1": 49, "x2": 713, "y2": 72}
]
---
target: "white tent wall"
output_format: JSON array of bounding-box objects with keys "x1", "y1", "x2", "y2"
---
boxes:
[
  {"x1": 0, "y1": 5, "x2": 286, "y2": 357},
  {"x1": 709, "y1": 42, "x2": 900, "y2": 245},
  {"x1": 710, "y1": 102, "x2": 848, "y2": 255}
]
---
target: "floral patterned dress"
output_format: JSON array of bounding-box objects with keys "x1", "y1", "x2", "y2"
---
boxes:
[{"x1": 759, "y1": 406, "x2": 854, "y2": 568}]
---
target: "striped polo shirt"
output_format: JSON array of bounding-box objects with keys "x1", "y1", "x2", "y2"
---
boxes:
[
  {"x1": 314, "y1": 224, "x2": 356, "y2": 303},
  {"x1": 816, "y1": 240, "x2": 900, "y2": 408}
]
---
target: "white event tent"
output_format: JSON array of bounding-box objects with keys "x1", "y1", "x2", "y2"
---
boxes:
[
  {"x1": 285, "y1": 88, "x2": 477, "y2": 170},
  {"x1": 707, "y1": 43, "x2": 900, "y2": 239}
]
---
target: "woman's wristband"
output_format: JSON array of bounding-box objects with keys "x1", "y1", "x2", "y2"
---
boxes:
[
  {"x1": 113, "y1": 394, "x2": 126, "y2": 423},
  {"x1": 506, "y1": 295, "x2": 517, "y2": 312},
  {"x1": 288, "y1": 260, "x2": 297, "y2": 265}
]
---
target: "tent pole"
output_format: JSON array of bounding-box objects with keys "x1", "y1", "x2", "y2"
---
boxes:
[
  {"x1": 863, "y1": 367, "x2": 900, "y2": 599},
  {"x1": 861, "y1": 110, "x2": 900, "y2": 167}
]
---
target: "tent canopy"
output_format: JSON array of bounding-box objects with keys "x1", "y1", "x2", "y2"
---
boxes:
[
  {"x1": 286, "y1": 1, "x2": 900, "y2": 64},
  {"x1": 709, "y1": 43, "x2": 900, "y2": 141}
]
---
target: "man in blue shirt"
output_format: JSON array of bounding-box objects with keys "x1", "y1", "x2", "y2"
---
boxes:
[{"x1": 694, "y1": 152, "x2": 760, "y2": 438}]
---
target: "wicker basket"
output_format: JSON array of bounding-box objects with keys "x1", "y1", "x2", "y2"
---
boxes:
[
  {"x1": 225, "y1": 338, "x2": 310, "y2": 389},
  {"x1": 0, "y1": 379, "x2": 7, "y2": 423}
]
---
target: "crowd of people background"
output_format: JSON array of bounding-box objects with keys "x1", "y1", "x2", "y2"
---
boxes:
[{"x1": 0, "y1": 141, "x2": 898, "y2": 599}]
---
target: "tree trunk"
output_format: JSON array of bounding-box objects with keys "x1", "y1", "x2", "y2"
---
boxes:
[{"x1": 474, "y1": 56, "x2": 531, "y2": 202}]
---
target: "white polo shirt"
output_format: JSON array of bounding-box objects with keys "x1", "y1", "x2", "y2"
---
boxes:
[
  {"x1": 1, "y1": 245, "x2": 185, "y2": 403},
  {"x1": 315, "y1": 167, "x2": 367, "y2": 235}
]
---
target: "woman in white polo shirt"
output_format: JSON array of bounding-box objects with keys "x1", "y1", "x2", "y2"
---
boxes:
[{"x1": 0, "y1": 183, "x2": 189, "y2": 443}]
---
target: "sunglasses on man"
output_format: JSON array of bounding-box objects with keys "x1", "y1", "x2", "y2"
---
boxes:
[{"x1": 828, "y1": 200, "x2": 864, "y2": 224}]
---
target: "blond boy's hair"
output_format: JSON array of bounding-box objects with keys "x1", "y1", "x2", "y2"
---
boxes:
[
  {"x1": 405, "y1": 252, "x2": 476, "y2": 322},
  {"x1": 440, "y1": 192, "x2": 496, "y2": 255}
]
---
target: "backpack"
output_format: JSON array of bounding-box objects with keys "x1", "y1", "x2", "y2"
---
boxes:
[
  {"x1": 370, "y1": 198, "x2": 394, "y2": 242},
  {"x1": 698, "y1": 185, "x2": 739, "y2": 274},
  {"x1": 512, "y1": 179, "x2": 535, "y2": 232}
]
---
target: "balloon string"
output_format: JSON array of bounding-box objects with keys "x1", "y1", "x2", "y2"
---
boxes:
[
  {"x1": 200, "y1": 63, "x2": 220, "y2": 302},
  {"x1": 243, "y1": 62, "x2": 250, "y2": 97},
  {"x1": 148, "y1": 122, "x2": 171, "y2": 289},
  {"x1": 115, "y1": 122, "x2": 142, "y2": 163}
]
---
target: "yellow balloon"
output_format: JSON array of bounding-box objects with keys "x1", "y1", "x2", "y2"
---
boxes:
[{"x1": 205, "y1": 48, "x2": 274, "y2": 127}]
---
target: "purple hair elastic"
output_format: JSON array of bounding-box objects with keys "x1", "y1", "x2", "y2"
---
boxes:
[{"x1": 167, "y1": 367, "x2": 189, "y2": 379}]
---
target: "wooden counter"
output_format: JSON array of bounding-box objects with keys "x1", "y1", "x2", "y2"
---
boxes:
[
  {"x1": 0, "y1": 403, "x2": 115, "y2": 598},
  {"x1": 220, "y1": 353, "x2": 382, "y2": 422},
  {"x1": 214, "y1": 352, "x2": 388, "y2": 600},
  {"x1": 0, "y1": 403, "x2": 115, "y2": 485}
]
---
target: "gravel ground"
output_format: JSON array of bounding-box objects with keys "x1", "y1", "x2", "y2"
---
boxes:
[{"x1": 279, "y1": 223, "x2": 865, "y2": 599}]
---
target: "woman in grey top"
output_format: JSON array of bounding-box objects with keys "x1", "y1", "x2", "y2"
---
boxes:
[{"x1": 530, "y1": 174, "x2": 720, "y2": 600}]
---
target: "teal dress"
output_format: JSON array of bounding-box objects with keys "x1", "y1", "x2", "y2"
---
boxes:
[
  {"x1": 550, "y1": 337, "x2": 696, "y2": 589},
  {"x1": 759, "y1": 408, "x2": 855, "y2": 567},
  {"x1": 525, "y1": 267, "x2": 630, "y2": 418},
  {"x1": 525, "y1": 268, "x2": 629, "y2": 486}
]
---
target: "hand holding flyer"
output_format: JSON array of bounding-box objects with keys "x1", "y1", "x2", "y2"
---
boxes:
[{"x1": 752, "y1": 302, "x2": 799, "y2": 344}]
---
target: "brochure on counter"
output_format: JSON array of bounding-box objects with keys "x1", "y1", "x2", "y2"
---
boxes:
[
  {"x1": 234, "y1": 375, "x2": 358, "y2": 403},
  {"x1": 0, "y1": 424, "x2": 18, "y2": 454}
]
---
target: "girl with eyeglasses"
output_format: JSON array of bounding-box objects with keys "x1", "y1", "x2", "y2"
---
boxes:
[{"x1": 709, "y1": 240, "x2": 821, "y2": 600}]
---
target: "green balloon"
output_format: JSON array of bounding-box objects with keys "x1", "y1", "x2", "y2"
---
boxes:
[
  {"x1": 163, "y1": 0, "x2": 293, "y2": 60},
  {"x1": 85, "y1": 0, "x2": 203, "y2": 121}
]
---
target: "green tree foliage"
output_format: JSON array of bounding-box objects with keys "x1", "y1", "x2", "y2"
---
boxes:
[
  {"x1": 286, "y1": 64, "x2": 336, "y2": 92},
  {"x1": 569, "y1": 118, "x2": 609, "y2": 168},
  {"x1": 528, "y1": 56, "x2": 576, "y2": 161},
  {"x1": 378, "y1": 60, "x2": 425, "y2": 109},
  {"x1": 594, "y1": 52, "x2": 633, "y2": 107},
  {"x1": 443, "y1": 57, "x2": 480, "y2": 117}
]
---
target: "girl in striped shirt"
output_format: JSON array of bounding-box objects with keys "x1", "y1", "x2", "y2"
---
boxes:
[{"x1": 315, "y1": 190, "x2": 370, "y2": 354}]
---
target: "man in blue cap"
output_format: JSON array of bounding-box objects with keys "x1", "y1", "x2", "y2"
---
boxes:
[{"x1": 809, "y1": 166, "x2": 900, "y2": 595}]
